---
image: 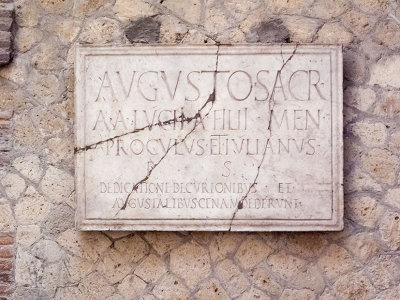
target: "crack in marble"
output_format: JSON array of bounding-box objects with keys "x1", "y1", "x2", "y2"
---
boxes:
[
  {"x1": 74, "y1": 112, "x2": 206, "y2": 154},
  {"x1": 116, "y1": 45, "x2": 221, "y2": 214},
  {"x1": 228, "y1": 44, "x2": 298, "y2": 231}
]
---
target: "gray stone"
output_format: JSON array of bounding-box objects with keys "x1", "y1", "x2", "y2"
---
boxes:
[
  {"x1": 0, "y1": 31, "x2": 11, "y2": 47},
  {"x1": 343, "y1": 49, "x2": 366, "y2": 84},
  {"x1": 0, "y1": 1, "x2": 13, "y2": 66},
  {"x1": 125, "y1": 16, "x2": 160, "y2": 43},
  {"x1": 246, "y1": 20, "x2": 290, "y2": 43},
  {"x1": 0, "y1": 110, "x2": 12, "y2": 164},
  {"x1": 43, "y1": 204, "x2": 75, "y2": 238},
  {"x1": 31, "y1": 239, "x2": 64, "y2": 263},
  {"x1": 0, "y1": 17, "x2": 12, "y2": 31},
  {"x1": 0, "y1": 3, "x2": 13, "y2": 18}
]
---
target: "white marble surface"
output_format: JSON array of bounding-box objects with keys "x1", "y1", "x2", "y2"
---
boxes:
[{"x1": 75, "y1": 45, "x2": 343, "y2": 231}]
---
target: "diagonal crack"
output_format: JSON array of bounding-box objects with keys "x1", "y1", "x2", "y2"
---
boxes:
[
  {"x1": 115, "y1": 45, "x2": 221, "y2": 214},
  {"x1": 75, "y1": 110, "x2": 206, "y2": 154},
  {"x1": 116, "y1": 90, "x2": 216, "y2": 213},
  {"x1": 228, "y1": 43, "x2": 298, "y2": 231}
]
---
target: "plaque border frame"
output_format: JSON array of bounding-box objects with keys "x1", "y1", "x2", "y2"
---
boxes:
[{"x1": 75, "y1": 44, "x2": 343, "y2": 231}]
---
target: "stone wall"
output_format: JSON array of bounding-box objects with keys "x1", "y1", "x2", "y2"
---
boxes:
[{"x1": 0, "y1": 0, "x2": 400, "y2": 299}]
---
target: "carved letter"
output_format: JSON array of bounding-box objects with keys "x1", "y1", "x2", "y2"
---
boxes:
[
  {"x1": 269, "y1": 109, "x2": 288, "y2": 130},
  {"x1": 161, "y1": 71, "x2": 182, "y2": 101},
  {"x1": 143, "y1": 110, "x2": 158, "y2": 129},
  {"x1": 112, "y1": 110, "x2": 127, "y2": 131},
  {"x1": 255, "y1": 70, "x2": 270, "y2": 101},
  {"x1": 95, "y1": 71, "x2": 117, "y2": 102},
  {"x1": 227, "y1": 70, "x2": 252, "y2": 101},
  {"x1": 158, "y1": 110, "x2": 173, "y2": 130},
  {"x1": 306, "y1": 109, "x2": 320, "y2": 129},
  {"x1": 185, "y1": 71, "x2": 201, "y2": 101},
  {"x1": 116, "y1": 71, "x2": 136, "y2": 99},
  {"x1": 309, "y1": 70, "x2": 327, "y2": 100},
  {"x1": 138, "y1": 71, "x2": 158, "y2": 101},
  {"x1": 222, "y1": 161, "x2": 231, "y2": 177},
  {"x1": 130, "y1": 139, "x2": 144, "y2": 155},
  {"x1": 270, "y1": 71, "x2": 287, "y2": 101},
  {"x1": 92, "y1": 110, "x2": 110, "y2": 131},
  {"x1": 288, "y1": 70, "x2": 308, "y2": 101}
]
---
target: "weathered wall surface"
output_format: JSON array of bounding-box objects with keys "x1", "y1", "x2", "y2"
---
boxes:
[{"x1": 0, "y1": 0, "x2": 400, "y2": 299}]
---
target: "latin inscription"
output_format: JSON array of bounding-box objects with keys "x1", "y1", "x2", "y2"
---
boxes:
[{"x1": 75, "y1": 45, "x2": 343, "y2": 231}]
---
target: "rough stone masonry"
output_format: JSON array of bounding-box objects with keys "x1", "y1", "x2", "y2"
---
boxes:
[{"x1": 0, "y1": 0, "x2": 400, "y2": 299}]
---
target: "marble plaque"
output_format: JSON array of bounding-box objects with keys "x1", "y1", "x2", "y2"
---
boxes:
[{"x1": 75, "y1": 45, "x2": 343, "y2": 231}]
